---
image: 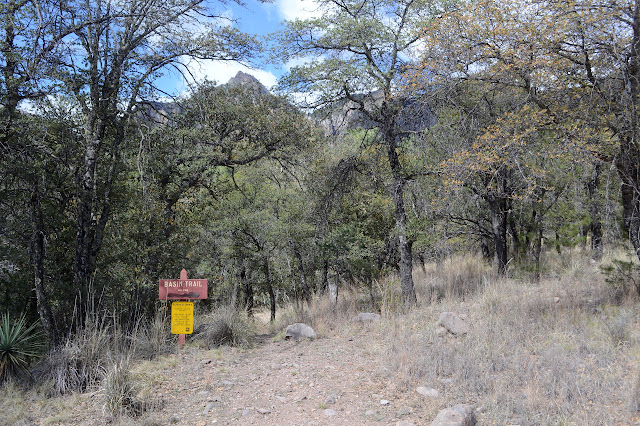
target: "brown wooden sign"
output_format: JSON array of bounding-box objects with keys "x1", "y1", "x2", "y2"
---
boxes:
[{"x1": 159, "y1": 269, "x2": 208, "y2": 300}]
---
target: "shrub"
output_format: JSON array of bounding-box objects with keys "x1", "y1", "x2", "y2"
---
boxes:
[
  {"x1": 132, "y1": 308, "x2": 171, "y2": 360},
  {"x1": 195, "y1": 306, "x2": 255, "y2": 349},
  {"x1": 101, "y1": 358, "x2": 143, "y2": 418},
  {"x1": 0, "y1": 313, "x2": 44, "y2": 383},
  {"x1": 601, "y1": 259, "x2": 640, "y2": 302},
  {"x1": 35, "y1": 317, "x2": 113, "y2": 394}
]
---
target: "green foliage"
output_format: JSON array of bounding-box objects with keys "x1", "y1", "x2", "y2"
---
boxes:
[
  {"x1": 601, "y1": 259, "x2": 640, "y2": 302},
  {"x1": 0, "y1": 313, "x2": 44, "y2": 382}
]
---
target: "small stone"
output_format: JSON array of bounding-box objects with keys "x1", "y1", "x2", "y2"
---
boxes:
[
  {"x1": 365, "y1": 410, "x2": 377, "y2": 416},
  {"x1": 325, "y1": 390, "x2": 341, "y2": 405},
  {"x1": 416, "y1": 386, "x2": 439, "y2": 398},
  {"x1": 241, "y1": 409, "x2": 252, "y2": 417},
  {"x1": 396, "y1": 422, "x2": 417, "y2": 426},
  {"x1": 323, "y1": 409, "x2": 336, "y2": 416},
  {"x1": 380, "y1": 399, "x2": 390, "y2": 406},
  {"x1": 257, "y1": 408, "x2": 271, "y2": 414},
  {"x1": 554, "y1": 297, "x2": 560, "y2": 303},
  {"x1": 201, "y1": 359, "x2": 212, "y2": 365},
  {"x1": 355, "y1": 312, "x2": 381, "y2": 323},
  {"x1": 438, "y1": 378, "x2": 454, "y2": 384},
  {"x1": 203, "y1": 403, "x2": 214, "y2": 415}
]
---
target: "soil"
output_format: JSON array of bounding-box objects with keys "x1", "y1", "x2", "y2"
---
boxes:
[{"x1": 28, "y1": 324, "x2": 437, "y2": 425}]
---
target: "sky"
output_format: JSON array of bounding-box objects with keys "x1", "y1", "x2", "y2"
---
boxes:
[{"x1": 167, "y1": 0, "x2": 322, "y2": 95}]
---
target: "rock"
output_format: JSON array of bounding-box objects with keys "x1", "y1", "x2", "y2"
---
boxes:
[
  {"x1": 437, "y1": 312, "x2": 469, "y2": 336},
  {"x1": 241, "y1": 408, "x2": 252, "y2": 417},
  {"x1": 323, "y1": 408, "x2": 337, "y2": 416},
  {"x1": 416, "y1": 386, "x2": 439, "y2": 398},
  {"x1": 396, "y1": 422, "x2": 417, "y2": 426},
  {"x1": 324, "y1": 390, "x2": 341, "y2": 405},
  {"x1": 203, "y1": 402, "x2": 214, "y2": 415},
  {"x1": 431, "y1": 404, "x2": 476, "y2": 426},
  {"x1": 380, "y1": 399, "x2": 390, "y2": 405},
  {"x1": 365, "y1": 410, "x2": 377, "y2": 416},
  {"x1": 285, "y1": 323, "x2": 317, "y2": 340},
  {"x1": 256, "y1": 408, "x2": 271, "y2": 414},
  {"x1": 355, "y1": 312, "x2": 381, "y2": 323}
]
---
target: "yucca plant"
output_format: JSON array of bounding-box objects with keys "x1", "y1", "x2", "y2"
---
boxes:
[{"x1": 0, "y1": 313, "x2": 44, "y2": 382}]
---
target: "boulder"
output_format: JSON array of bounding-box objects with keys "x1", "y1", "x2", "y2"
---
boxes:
[
  {"x1": 416, "y1": 386, "x2": 439, "y2": 398},
  {"x1": 355, "y1": 312, "x2": 381, "y2": 323},
  {"x1": 437, "y1": 312, "x2": 469, "y2": 336},
  {"x1": 431, "y1": 404, "x2": 476, "y2": 426},
  {"x1": 285, "y1": 323, "x2": 317, "y2": 340}
]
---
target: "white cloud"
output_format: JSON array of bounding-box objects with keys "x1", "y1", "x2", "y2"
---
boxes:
[
  {"x1": 181, "y1": 59, "x2": 279, "y2": 91},
  {"x1": 276, "y1": 0, "x2": 322, "y2": 21}
]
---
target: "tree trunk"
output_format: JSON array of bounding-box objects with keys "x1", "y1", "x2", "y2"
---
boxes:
[
  {"x1": 617, "y1": 137, "x2": 640, "y2": 260},
  {"x1": 320, "y1": 260, "x2": 329, "y2": 295},
  {"x1": 384, "y1": 124, "x2": 416, "y2": 308},
  {"x1": 586, "y1": 163, "x2": 603, "y2": 259},
  {"x1": 30, "y1": 182, "x2": 58, "y2": 346},
  {"x1": 263, "y1": 258, "x2": 276, "y2": 322},
  {"x1": 240, "y1": 264, "x2": 253, "y2": 317},
  {"x1": 291, "y1": 242, "x2": 311, "y2": 305},
  {"x1": 488, "y1": 196, "x2": 508, "y2": 275}
]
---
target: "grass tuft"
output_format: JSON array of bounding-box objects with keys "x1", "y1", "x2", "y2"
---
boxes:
[{"x1": 195, "y1": 305, "x2": 255, "y2": 349}]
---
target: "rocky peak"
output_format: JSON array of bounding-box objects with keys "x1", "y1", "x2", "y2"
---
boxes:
[{"x1": 226, "y1": 71, "x2": 269, "y2": 94}]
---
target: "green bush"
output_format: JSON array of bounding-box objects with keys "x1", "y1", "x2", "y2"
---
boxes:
[
  {"x1": 0, "y1": 313, "x2": 44, "y2": 383},
  {"x1": 601, "y1": 259, "x2": 640, "y2": 302}
]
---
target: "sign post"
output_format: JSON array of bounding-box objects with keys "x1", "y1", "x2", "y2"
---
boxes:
[{"x1": 159, "y1": 269, "x2": 208, "y2": 349}]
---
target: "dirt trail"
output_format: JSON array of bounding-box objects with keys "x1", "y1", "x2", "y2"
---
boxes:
[
  {"x1": 25, "y1": 324, "x2": 440, "y2": 425},
  {"x1": 146, "y1": 328, "x2": 427, "y2": 425}
]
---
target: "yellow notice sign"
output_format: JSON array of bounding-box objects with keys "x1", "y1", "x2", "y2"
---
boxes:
[{"x1": 171, "y1": 301, "x2": 194, "y2": 334}]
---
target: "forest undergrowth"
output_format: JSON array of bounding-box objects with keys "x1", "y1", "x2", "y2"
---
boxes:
[{"x1": 1, "y1": 250, "x2": 640, "y2": 425}]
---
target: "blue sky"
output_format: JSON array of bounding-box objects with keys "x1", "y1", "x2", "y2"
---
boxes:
[{"x1": 165, "y1": 0, "x2": 321, "y2": 95}]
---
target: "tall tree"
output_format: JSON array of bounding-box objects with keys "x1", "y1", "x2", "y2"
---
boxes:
[
  {"x1": 276, "y1": 0, "x2": 437, "y2": 307},
  {"x1": 411, "y1": 0, "x2": 632, "y2": 262}
]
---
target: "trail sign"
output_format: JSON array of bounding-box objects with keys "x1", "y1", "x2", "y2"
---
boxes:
[
  {"x1": 159, "y1": 277, "x2": 208, "y2": 300},
  {"x1": 171, "y1": 301, "x2": 194, "y2": 334},
  {"x1": 159, "y1": 269, "x2": 208, "y2": 348}
]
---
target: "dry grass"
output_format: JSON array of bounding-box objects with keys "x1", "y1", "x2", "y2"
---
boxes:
[
  {"x1": 383, "y1": 253, "x2": 640, "y2": 424},
  {"x1": 270, "y1": 288, "x2": 364, "y2": 337},
  {"x1": 414, "y1": 254, "x2": 492, "y2": 303},
  {"x1": 194, "y1": 305, "x2": 256, "y2": 349}
]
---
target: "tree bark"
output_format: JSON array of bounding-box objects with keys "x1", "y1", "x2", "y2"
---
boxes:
[
  {"x1": 383, "y1": 115, "x2": 416, "y2": 308},
  {"x1": 291, "y1": 241, "x2": 311, "y2": 305},
  {"x1": 263, "y1": 258, "x2": 276, "y2": 322},
  {"x1": 239, "y1": 263, "x2": 253, "y2": 317},
  {"x1": 488, "y1": 195, "x2": 508, "y2": 275},
  {"x1": 586, "y1": 162, "x2": 603, "y2": 259},
  {"x1": 30, "y1": 182, "x2": 58, "y2": 345}
]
